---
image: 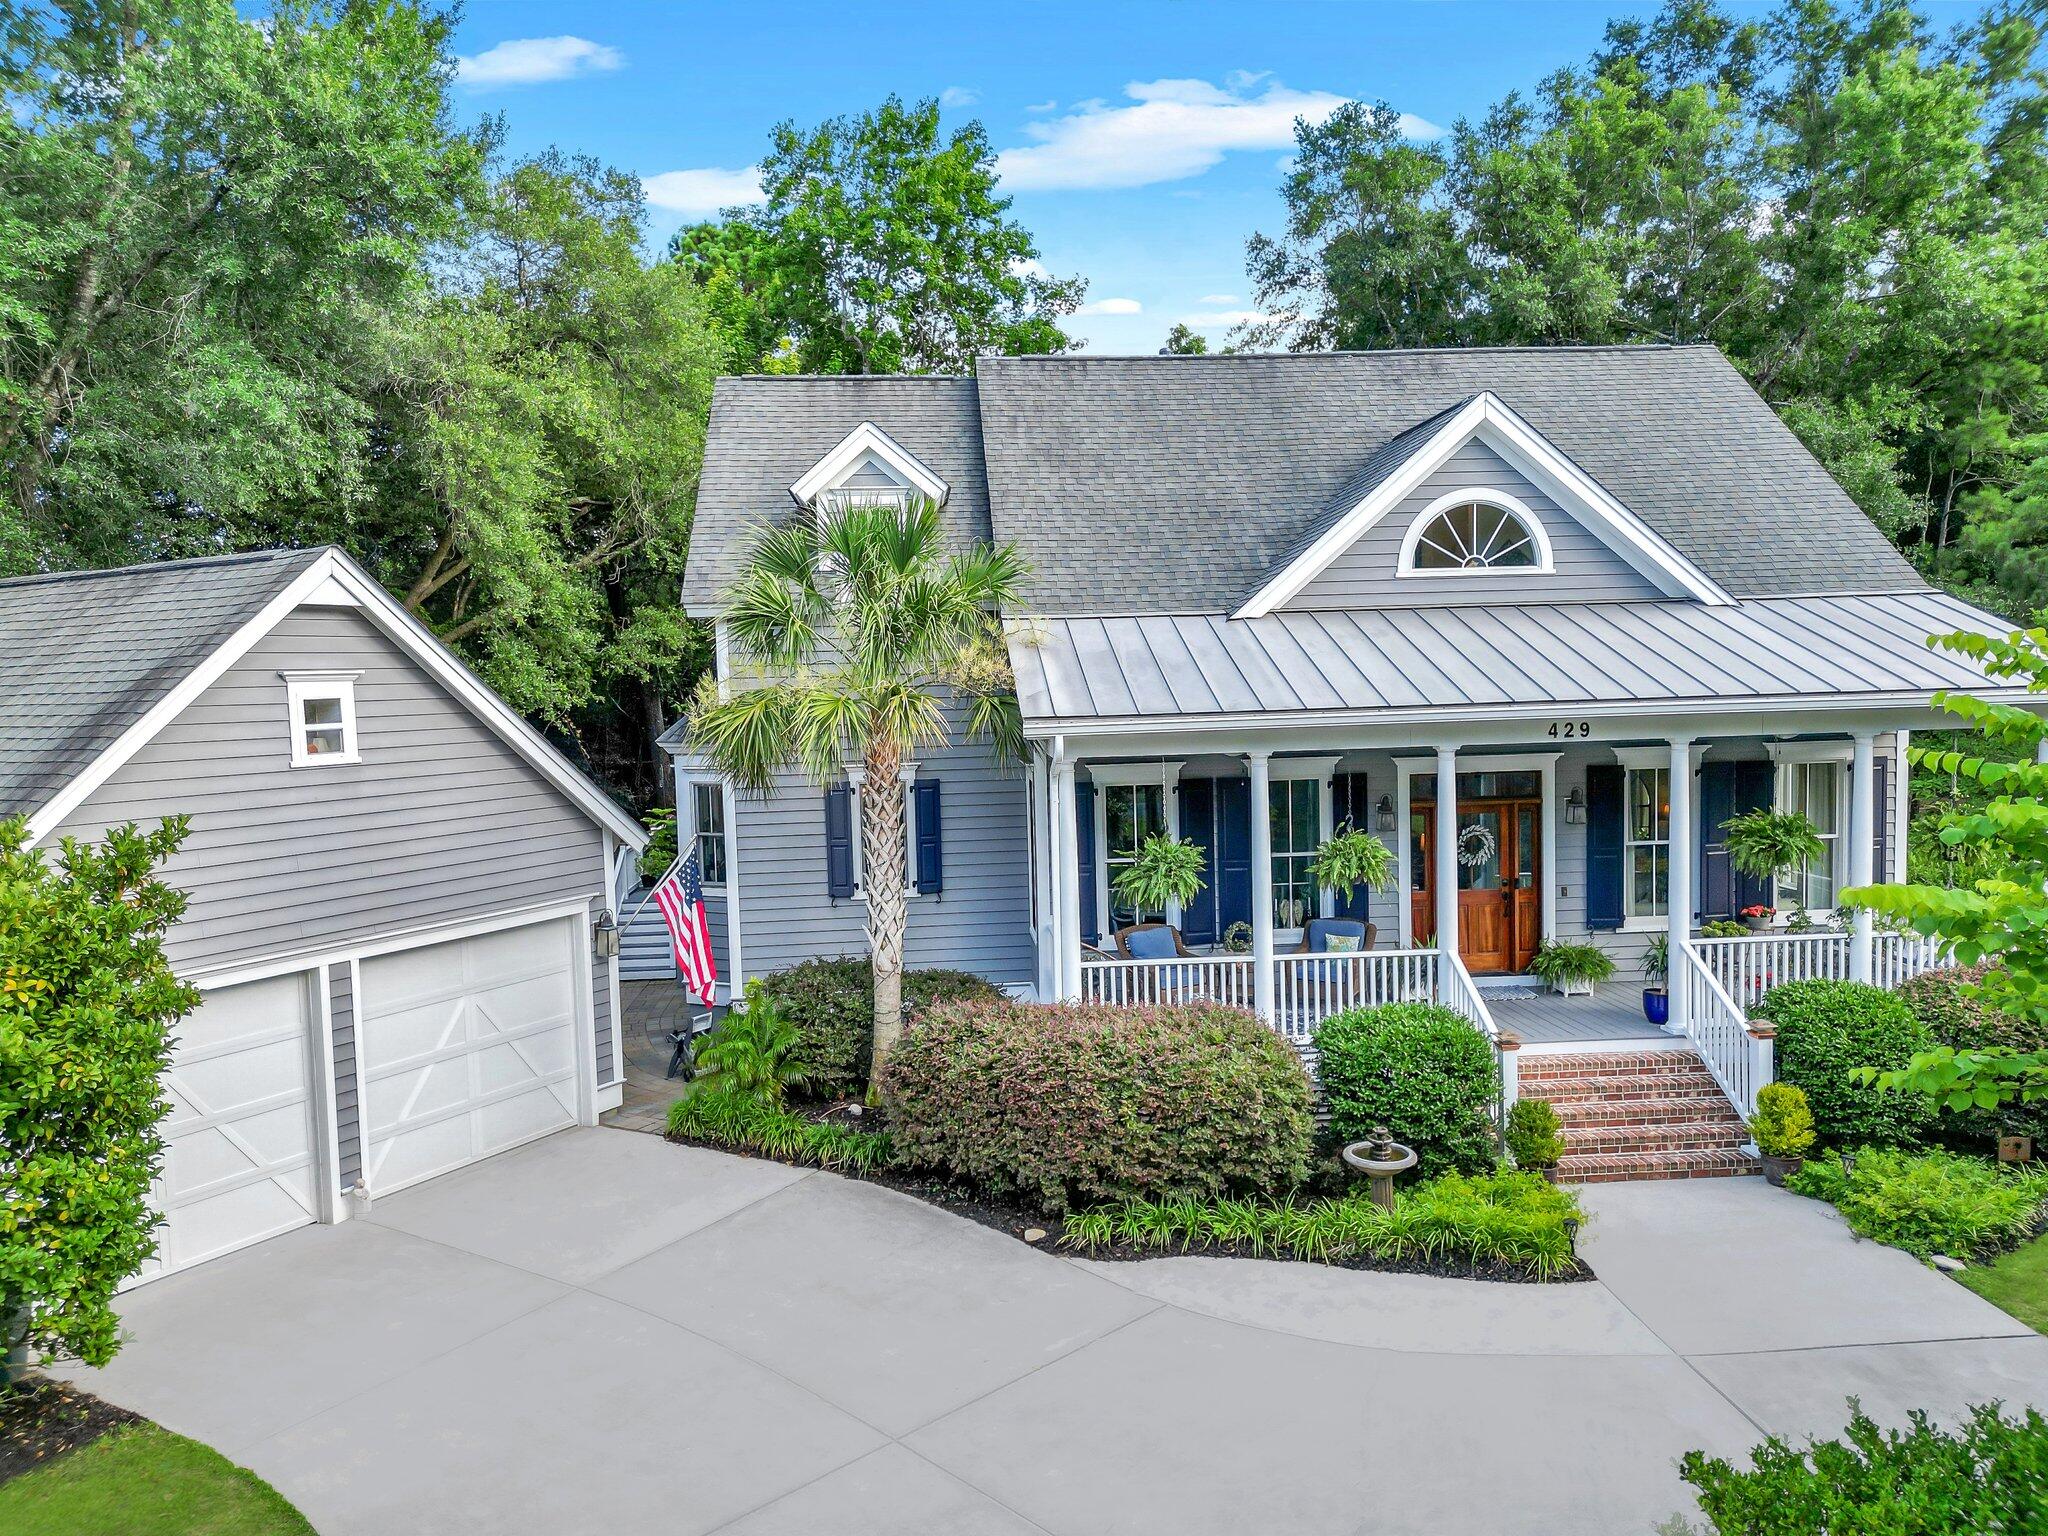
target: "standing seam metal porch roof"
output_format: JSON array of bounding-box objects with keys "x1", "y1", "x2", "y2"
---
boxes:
[{"x1": 1005, "y1": 590, "x2": 2022, "y2": 729}]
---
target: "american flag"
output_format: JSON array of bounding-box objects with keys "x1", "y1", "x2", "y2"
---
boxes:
[{"x1": 654, "y1": 851, "x2": 718, "y2": 1006}]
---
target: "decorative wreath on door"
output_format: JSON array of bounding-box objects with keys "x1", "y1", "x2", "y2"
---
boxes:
[{"x1": 1456, "y1": 822, "x2": 1497, "y2": 869}]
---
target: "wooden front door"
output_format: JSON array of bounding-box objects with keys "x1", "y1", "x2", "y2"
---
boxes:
[{"x1": 1412, "y1": 798, "x2": 1542, "y2": 974}]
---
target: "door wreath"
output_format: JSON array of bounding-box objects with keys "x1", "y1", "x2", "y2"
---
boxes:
[{"x1": 1456, "y1": 821, "x2": 1497, "y2": 869}]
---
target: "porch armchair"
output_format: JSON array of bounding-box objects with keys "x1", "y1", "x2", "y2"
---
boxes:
[
  {"x1": 1113, "y1": 921, "x2": 1195, "y2": 959},
  {"x1": 1292, "y1": 918, "x2": 1377, "y2": 954}
]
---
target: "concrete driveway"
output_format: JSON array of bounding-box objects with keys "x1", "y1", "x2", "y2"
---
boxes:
[{"x1": 64, "y1": 1129, "x2": 2048, "y2": 1536}]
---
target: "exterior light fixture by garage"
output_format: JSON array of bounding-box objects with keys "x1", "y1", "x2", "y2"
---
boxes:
[{"x1": 592, "y1": 909, "x2": 620, "y2": 960}]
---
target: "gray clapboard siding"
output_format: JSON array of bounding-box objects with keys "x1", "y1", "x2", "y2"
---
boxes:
[
  {"x1": 733, "y1": 711, "x2": 1035, "y2": 986},
  {"x1": 53, "y1": 606, "x2": 608, "y2": 974},
  {"x1": 1287, "y1": 441, "x2": 1661, "y2": 609},
  {"x1": 593, "y1": 951, "x2": 615, "y2": 1086},
  {"x1": 330, "y1": 961, "x2": 361, "y2": 1188}
]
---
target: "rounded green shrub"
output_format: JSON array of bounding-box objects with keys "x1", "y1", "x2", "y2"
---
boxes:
[
  {"x1": 880, "y1": 998, "x2": 1316, "y2": 1215},
  {"x1": 1900, "y1": 963, "x2": 2048, "y2": 1155},
  {"x1": 1504, "y1": 1097, "x2": 1564, "y2": 1171},
  {"x1": 1760, "y1": 979, "x2": 1934, "y2": 1148},
  {"x1": 1313, "y1": 1002, "x2": 1501, "y2": 1176},
  {"x1": 756, "y1": 957, "x2": 1003, "y2": 1099}
]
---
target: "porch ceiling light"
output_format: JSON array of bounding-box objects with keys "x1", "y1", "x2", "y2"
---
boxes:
[
  {"x1": 1564, "y1": 786, "x2": 1587, "y2": 825},
  {"x1": 1375, "y1": 794, "x2": 1396, "y2": 834}
]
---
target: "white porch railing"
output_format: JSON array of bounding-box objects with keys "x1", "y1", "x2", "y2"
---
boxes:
[
  {"x1": 1675, "y1": 941, "x2": 1762, "y2": 1116},
  {"x1": 1078, "y1": 953, "x2": 1257, "y2": 1011},
  {"x1": 1272, "y1": 949, "x2": 1439, "y2": 1039},
  {"x1": 1694, "y1": 930, "x2": 1949, "y2": 1011},
  {"x1": 1077, "y1": 946, "x2": 1485, "y2": 1046}
]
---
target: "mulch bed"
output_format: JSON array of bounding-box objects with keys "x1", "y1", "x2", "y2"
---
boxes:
[
  {"x1": 669, "y1": 1100, "x2": 1590, "y2": 1284},
  {"x1": 0, "y1": 1376, "x2": 142, "y2": 1485}
]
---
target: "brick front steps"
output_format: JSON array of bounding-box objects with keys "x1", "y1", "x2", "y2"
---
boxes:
[{"x1": 1517, "y1": 1048, "x2": 1760, "y2": 1184}]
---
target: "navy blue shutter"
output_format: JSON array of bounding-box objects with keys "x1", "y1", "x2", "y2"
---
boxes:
[
  {"x1": 824, "y1": 783, "x2": 855, "y2": 899},
  {"x1": 914, "y1": 779, "x2": 943, "y2": 896},
  {"x1": 1699, "y1": 762, "x2": 1737, "y2": 922},
  {"x1": 1732, "y1": 761, "x2": 1775, "y2": 913},
  {"x1": 1178, "y1": 777, "x2": 1218, "y2": 945},
  {"x1": 1332, "y1": 771, "x2": 1373, "y2": 921},
  {"x1": 1585, "y1": 765, "x2": 1624, "y2": 931},
  {"x1": 1216, "y1": 775, "x2": 1254, "y2": 933},
  {"x1": 1076, "y1": 780, "x2": 1098, "y2": 945},
  {"x1": 1873, "y1": 754, "x2": 1892, "y2": 885}
]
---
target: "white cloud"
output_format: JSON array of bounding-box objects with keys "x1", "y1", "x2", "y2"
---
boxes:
[
  {"x1": 938, "y1": 86, "x2": 980, "y2": 109},
  {"x1": 1196, "y1": 293, "x2": 1239, "y2": 306},
  {"x1": 1075, "y1": 297, "x2": 1143, "y2": 316},
  {"x1": 1180, "y1": 308, "x2": 1277, "y2": 329},
  {"x1": 456, "y1": 36, "x2": 623, "y2": 89},
  {"x1": 642, "y1": 166, "x2": 765, "y2": 219},
  {"x1": 1025, "y1": 98, "x2": 1059, "y2": 113},
  {"x1": 996, "y1": 77, "x2": 1440, "y2": 192},
  {"x1": 1008, "y1": 256, "x2": 1050, "y2": 280}
]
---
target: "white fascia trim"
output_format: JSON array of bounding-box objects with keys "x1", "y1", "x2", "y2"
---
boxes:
[
  {"x1": 1765, "y1": 738, "x2": 1856, "y2": 764},
  {"x1": 1395, "y1": 488, "x2": 1556, "y2": 577},
  {"x1": 1613, "y1": 744, "x2": 1709, "y2": 771},
  {"x1": 27, "y1": 548, "x2": 646, "y2": 851},
  {"x1": 1233, "y1": 392, "x2": 1732, "y2": 617},
  {"x1": 789, "y1": 422, "x2": 949, "y2": 507}
]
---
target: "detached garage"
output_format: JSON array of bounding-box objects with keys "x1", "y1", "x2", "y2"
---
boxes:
[{"x1": 0, "y1": 547, "x2": 646, "y2": 1282}]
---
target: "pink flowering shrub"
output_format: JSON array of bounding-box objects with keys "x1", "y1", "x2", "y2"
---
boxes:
[{"x1": 880, "y1": 998, "x2": 1315, "y2": 1214}]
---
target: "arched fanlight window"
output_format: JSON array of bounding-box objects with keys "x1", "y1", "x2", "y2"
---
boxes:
[{"x1": 1398, "y1": 491, "x2": 1554, "y2": 575}]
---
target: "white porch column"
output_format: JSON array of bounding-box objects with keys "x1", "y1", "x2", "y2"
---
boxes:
[
  {"x1": 1849, "y1": 730, "x2": 1876, "y2": 983},
  {"x1": 1248, "y1": 750, "x2": 1275, "y2": 1023},
  {"x1": 1666, "y1": 737, "x2": 1694, "y2": 1036},
  {"x1": 1434, "y1": 745, "x2": 1459, "y2": 957},
  {"x1": 1052, "y1": 753, "x2": 1082, "y2": 1001},
  {"x1": 1029, "y1": 750, "x2": 1053, "y2": 999},
  {"x1": 1894, "y1": 730, "x2": 1911, "y2": 883}
]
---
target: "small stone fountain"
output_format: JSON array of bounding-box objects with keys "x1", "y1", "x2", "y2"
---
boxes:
[{"x1": 1341, "y1": 1125, "x2": 1418, "y2": 1209}]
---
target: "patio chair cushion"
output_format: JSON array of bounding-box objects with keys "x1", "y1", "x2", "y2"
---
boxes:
[
  {"x1": 1125, "y1": 925, "x2": 1179, "y2": 960},
  {"x1": 1305, "y1": 918, "x2": 1369, "y2": 954}
]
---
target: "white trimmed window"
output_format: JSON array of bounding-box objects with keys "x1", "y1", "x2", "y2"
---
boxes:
[
  {"x1": 1102, "y1": 782, "x2": 1168, "y2": 927},
  {"x1": 283, "y1": 672, "x2": 359, "y2": 766},
  {"x1": 690, "y1": 781, "x2": 727, "y2": 887},
  {"x1": 1769, "y1": 753, "x2": 1851, "y2": 909},
  {"x1": 1398, "y1": 490, "x2": 1554, "y2": 576},
  {"x1": 1623, "y1": 765, "x2": 1670, "y2": 921},
  {"x1": 1268, "y1": 758, "x2": 1339, "y2": 933}
]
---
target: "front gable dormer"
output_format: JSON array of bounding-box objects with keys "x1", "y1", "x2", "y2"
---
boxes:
[
  {"x1": 1234, "y1": 392, "x2": 1732, "y2": 617},
  {"x1": 790, "y1": 421, "x2": 949, "y2": 513}
]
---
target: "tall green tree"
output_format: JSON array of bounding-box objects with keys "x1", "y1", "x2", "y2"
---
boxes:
[
  {"x1": 674, "y1": 96, "x2": 1084, "y2": 374},
  {"x1": 0, "y1": 0, "x2": 483, "y2": 566},
  {"x1": 686, "y1": 501, "x2": 1024, "y2": 1091}
]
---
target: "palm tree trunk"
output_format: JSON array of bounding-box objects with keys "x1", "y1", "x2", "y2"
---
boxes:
[{"x1": 861, "y1": 737, "x2": 908, "y2": 1097}]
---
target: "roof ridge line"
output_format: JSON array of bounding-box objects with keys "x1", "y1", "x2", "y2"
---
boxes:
[{"x1": 0, "y1": 547, "x2": 325, "y2": 590}]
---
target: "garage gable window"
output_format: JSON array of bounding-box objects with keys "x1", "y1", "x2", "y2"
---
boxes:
[{"x1": 283, "y1": 672, "x2": 361, "y2": 766}]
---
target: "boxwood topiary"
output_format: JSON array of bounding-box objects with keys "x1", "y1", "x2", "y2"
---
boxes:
[
  {"x1": 1313, "y1": 1002, "x2": 1501, "y2": 1176},
  {"x1": 881, "y1": 998, "x2": 1316, "y2": 1215},
  {"x1": 755, "y1": 957, "x2": 1003, "y2": 1099},
  {"x1": 1898, "y1": 963, "x2": 2048, "y2": 1155},
  {"x1": 1760, "y1": 979, "x2": 1934, "y2": 1149}
]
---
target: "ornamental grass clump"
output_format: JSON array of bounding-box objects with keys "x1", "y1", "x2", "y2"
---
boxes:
[
  {"x1": 1060, "y1": 1169, "x2": 1584, "y2": 1280},
  {"x1": 666, "y1": 1092, "x2": 893, "y2": 1175},
  {"x1": 1788, "y1": 1145, "x2": 2048, "y2": 1261},
  {"x1": 880, "y1": 997, "x2": 1316, "y2": 1215}
]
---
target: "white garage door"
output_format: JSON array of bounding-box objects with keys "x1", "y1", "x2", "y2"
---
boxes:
[
  {"x1": 358, "y1": 916, "x2": 583, "y2": 1196},
  {"x1": 146, "y1": 971, "x2": 321, "y2": 1280}
]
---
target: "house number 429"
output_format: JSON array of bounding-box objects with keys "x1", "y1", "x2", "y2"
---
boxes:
[{"x1": 1547, "y1": 720, "x2": 1593, "y2": 739}]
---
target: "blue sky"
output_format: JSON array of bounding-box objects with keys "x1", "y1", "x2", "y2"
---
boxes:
[{"x1": 445, "y1": 0, "x2": 1809, "y2": 355}]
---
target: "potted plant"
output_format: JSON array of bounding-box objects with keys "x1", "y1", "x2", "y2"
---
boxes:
[
  {"x1": 1723, "y1": 809, "x2": 1826, "y2": 929},
  {"x1": 1748, "y1": 1081, "x2": 1816, "y2": 1185},
  {"x1": 1110, "y1": 833, "x2": 1207, "y2": 925},
  {"x1": 1307, "y1": 824, "x2": 1396, "y2": 911},
  {"x1": 1641, "y1": 934, "x2": 1669, "y2": 1027},
  {"x1": 1505, "y1": 1097, "x2": 1566, "y2": 1183},
  {"x1": 1527, "y1": 940, "x2": 1616, "y2": 997},
  {"x1": 1738, "y1": 902, "x2": 1775, "y2": 933}
]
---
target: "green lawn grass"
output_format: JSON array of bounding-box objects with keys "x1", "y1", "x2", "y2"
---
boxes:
[
  {"x1": 0, "y1": 1424, "x2": 314, "y2": 1536},
  {"x1": 1959, "y1": 1232, "x2": 2048, "y2": 1335}
]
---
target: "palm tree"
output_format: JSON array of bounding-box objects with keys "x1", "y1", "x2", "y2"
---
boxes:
[{"x1": 688, "y1": 497, "x2": 1026, "y2": 1093}]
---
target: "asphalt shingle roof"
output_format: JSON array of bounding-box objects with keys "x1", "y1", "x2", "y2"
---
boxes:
[
  {"x1": 0, "y1": 548, "x2": 323, "y2": 817},
  {"x1": 682, "y1": 376, "x2": 990, "y2": 613}
]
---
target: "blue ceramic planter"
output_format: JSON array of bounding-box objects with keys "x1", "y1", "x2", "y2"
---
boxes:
[{"x1": 1643, "y1": 988, "x2": 1669, "y2": 1027}]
